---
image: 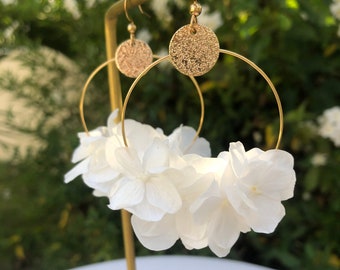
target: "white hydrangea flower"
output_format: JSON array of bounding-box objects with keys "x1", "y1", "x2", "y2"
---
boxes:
[
  {"x1": 318, "y1": 106, "x2": 340, "y2": 146},
  {"x1": 65, "y1": 111, "x2": 296, "y2": 257},
  {"x1": 191, "y1": 180, "x2": 250, "y2": 257},
  {"x1": 64, "y1": 110, "x2": 122, "y2": 197},
  {"x1": 190, "y1": 155, "x2": 250, "y2": 257},
  {"x1": 65, "y1": 127, "x2": 118, "y2": 196},
  {"x1": 108, "y1": 138, "x2": 183, "y2": 221},
  {"x1": 189, "y1": 142, "x2": 295, "y2": 257},
  {"x1": 107, "y1": 125, "x2": 212, "y2": 222},
  {"x1": 65, "y1": 110, "x2": 161, "y2": 196},
  {"x1": 131, "y1": 153, "x2": 249, "y2": 256},
  {"x1": 131, "y1": 168, "x2": 213, "y2": 251},
  {"x1": 221, "y1": 142, "x2": 296, "y2": 233}
]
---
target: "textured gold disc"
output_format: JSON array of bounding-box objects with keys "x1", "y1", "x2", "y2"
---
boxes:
[
  {"x1": 169, "y1": 24, "x2": 220, "y2": 76},
  {"x1": 115, "y1": 39, "x2": 153, "y2": 78}
]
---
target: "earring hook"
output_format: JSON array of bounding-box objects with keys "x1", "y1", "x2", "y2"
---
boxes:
[
  {"x1": 124, "y1": 0, "x2": 150, "y2": 45},
  {"x1": 124, "y1": 0, "x2": 149, "y2": 23},
  {"x1": 124, "y1": 0, "x2": 134, "y2": 23},
  {"x1": 138, "y1": 4, "x2": 151, "y2": 18}
]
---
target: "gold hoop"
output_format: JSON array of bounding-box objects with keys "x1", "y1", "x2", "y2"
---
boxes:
[
  {"x1": 79, "y1": 57, "x2": 117, "y2": 135},
  {"x1": 121, "y1": 55, "x2": 205, "y2": 147},
  {"x1": 79, "y1": 55, "x2": 204, "y2": 142},
  {"x1": 219, "y1": 49, "x2": 283, "y2": 149},
  {"x1": 122, "y1": 50, "x2": 283, "y2": 149}
]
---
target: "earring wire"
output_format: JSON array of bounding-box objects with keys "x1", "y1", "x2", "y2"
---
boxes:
[
  {"x1": 124, "y1": 0, "x2": 149, "y2": 45},
  {"x1": 124, "y1": 0, "x2": 149, "y2": 23}
]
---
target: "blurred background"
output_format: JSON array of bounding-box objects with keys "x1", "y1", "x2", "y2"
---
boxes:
[{"x1": 0, "y1": 0, "x2": 339, "y2": 269}]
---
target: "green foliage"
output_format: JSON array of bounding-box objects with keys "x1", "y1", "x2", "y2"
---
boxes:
[{"x1": 1, "y1": 0, "x2": 339, "y2": 269}]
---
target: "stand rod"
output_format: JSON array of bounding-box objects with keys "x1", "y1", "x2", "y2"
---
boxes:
[{"x1": 104, "y1": 1, "x2": 149, "y2": 269}]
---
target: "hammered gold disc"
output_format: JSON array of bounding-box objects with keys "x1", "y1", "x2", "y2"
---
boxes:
[
  {"x1": 115, "y1": 39, "x2": 153, "y2": 78},
  {"x1": 169, "y1": 24, "x2": 220, "y2": 76}
]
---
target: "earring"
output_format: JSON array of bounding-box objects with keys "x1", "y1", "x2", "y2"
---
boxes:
[
  {"x1": 65, "y1": 0, "x2": 296, "y2": 259},
  {"x1": 115, "y1": 0, "x2": 153, "y2": 78},
  {"x1": 114, "y1": 0, "x2": 295, "y2": 257}
]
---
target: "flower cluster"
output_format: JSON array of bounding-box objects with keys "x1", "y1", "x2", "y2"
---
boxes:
[
  {"x1": 65, "y1": 110, "x2": 296, "y2": 257},
  {"x1": 317, "y1": 106, "x2": 340, "y2": 147}
]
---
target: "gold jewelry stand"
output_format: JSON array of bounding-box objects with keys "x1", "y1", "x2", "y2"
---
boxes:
[{"x1": 105, "y1": 1, "x2": 149, "y2": 269}]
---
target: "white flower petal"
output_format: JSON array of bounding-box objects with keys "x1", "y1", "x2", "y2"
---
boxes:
[
  {"x1": 106, "y1": 109, "x2": 119, "y2": 133},
  {"x1": 78, "y1": 127, "x2": 108, "y2": 142},
  {"x1": 132, "y1": 214, "x2": 178, "y2": 251},
  {"x1": 119, "y1": 120, "x2": 165, "y2": 154},
  {"x1": 254, "y1": 166, "x2": 296, "y2": 201},
  {"x1": 245, "y1": 147, "x2": 263, "y2": 160},
  {"x1": 108, "y1": 177, "x2": 144, "y2": 210},
  {"x1": 189, "y1": 155, "x2": 227, "y2": 177},
  {"x1": 207, "y1": 205, "x2": 243, "y2": 257},
  {"x1": 64, "y1": 157, "x2": 90, "y2": 183},
  {"x1": 229, "y1": 141, "x2": 248, "y2": 178},
  {"x1": 92, "y1": 189, "x2": 107, "y2": 197},
  {"x1": 142, "y1": 138, "x2": 169, "y2": 173},
  {"x1": 217, "y1": 151, "x2": 228, "y2": 160},
  {"x1": 176, "y1": 208, "x2": 208, "y2": 250},
  {"x1": 103, "y1": 135, "x2": 125, "y2": 170},
  {"x1": 114, "y1": 147, "x2": 144, "y2": 178},
  {"x1": 87, "y1": 147, "x2": 108, "y2": 171},
  {"x1": 83, "y1": 166, "x2": 119, "y2": 183},
  {"x1": 226, "y1": 183, "x2": 257, "y2": 213},
  {"x1": 187, "y1": 137, "x2": 211, "y2": 157},
  {"x1": 71, "y1": 145, "x2": 90, "y2": 163},
  {"x1": 243, "y1": 197, "x2": 286, "y2": 233},
  {"x1": 169, "y1": 125, "x2": 211, "y2": 157},
  {"x1": 105, "y1": 135, "x2": 124, "y2": 168},
  {"x1": 127, "y1": 198, "x2": 166, "y2": 221},
  {"x1": 191, "y1": 182, "x2": 221, "y2": 224},
  {"x1": 86, "y1": 178, "x2": 117, "y2": 197},
  {"x1": 169, "y1": 166, "x2": 199, "y2": 190},
  {"x1": 262, "y1": 150, "x2": 296, "y2": 200},
  {"x1": 146, "y1": 173, "x2": 182, "y2": 214},
  {"x1": 239, "y1": 152, "x2": 296, "y2": 201},
  {"x1": 72, "y1": 128, "x2": 108, "y2": 163}
]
